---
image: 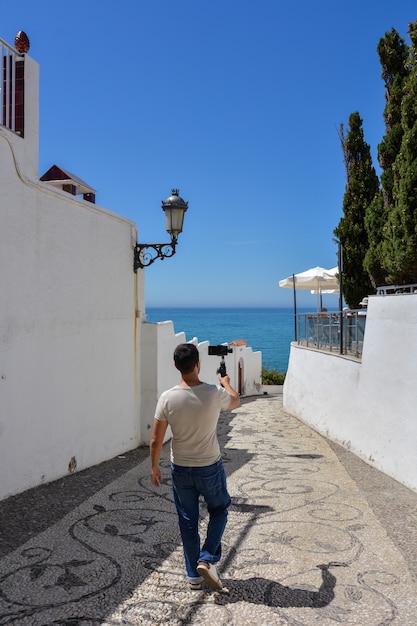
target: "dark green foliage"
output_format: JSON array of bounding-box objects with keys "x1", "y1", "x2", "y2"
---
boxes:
[
  {"x1": 334, "y1": 112, "x2": 378, "y2": 308},
  {"x1": 261, "y1": 367, "x2": 285, "y2": 385},
  {"x1": 381, "y1": 20, "x2": 417, "y2": 283},
  {"x1": 365, "y1": 29, "x2": 410, "y2": 287},
  {"x1": 364, "y1": 191, "x2": 385, "y2": 287},
  {"x1": 335, "y1": 20, "x2": 417, "y2": 293}
]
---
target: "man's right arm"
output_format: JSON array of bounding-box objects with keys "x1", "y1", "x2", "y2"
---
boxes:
[
  {"x1": 150, "y1": 418, "x2": 168, "y2": 487},
  {"x1": 219, "y1": 375, "x2": 240, "y2": 410}
]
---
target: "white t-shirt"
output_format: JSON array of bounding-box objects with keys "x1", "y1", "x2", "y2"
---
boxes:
[{"x1": 154, "y1": 382, "x2": 231, "y2": 467}]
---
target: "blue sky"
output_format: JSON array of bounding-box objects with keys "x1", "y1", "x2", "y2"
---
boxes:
[{"x1": 3, "y1": 1, "x2": 416, "y2": 307}]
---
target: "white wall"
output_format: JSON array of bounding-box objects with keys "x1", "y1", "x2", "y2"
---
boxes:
[
  {"x1": 198, "y1": 339, "x2": 262, "y2": 397},
  {"x1": 139, "y1": 320, "x2": 263, "y2": 444},
  {"x1": 140, "y1": 321, "x2": 186, "y2": 443},
  {"x1": 0, "y1": 53, "x2": 145, "y2": 500},
  {"x1": 283, "y1": 295, "x2": 417, "y2": 492}
]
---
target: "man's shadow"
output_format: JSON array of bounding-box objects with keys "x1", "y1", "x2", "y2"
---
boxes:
[
  {"x1": 215, "y1": 563, "x2": 338, "y2": 609},
  {"x1": 221, "y1": 500, "x2": 338, "y2": 608}
]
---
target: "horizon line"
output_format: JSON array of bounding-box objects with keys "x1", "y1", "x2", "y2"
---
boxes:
[{"x1": 146, "y1": 305, "x2": 336, "y2": 309}]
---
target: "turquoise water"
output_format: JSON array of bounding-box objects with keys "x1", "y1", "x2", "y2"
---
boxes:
[{"x1": 146, "y1": 307, "x2": 315, "y2": 373}]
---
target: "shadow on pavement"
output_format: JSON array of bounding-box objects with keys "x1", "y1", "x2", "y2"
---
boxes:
[{"x1": 216, "y1": 564, "x2": 338, "y2": 608}]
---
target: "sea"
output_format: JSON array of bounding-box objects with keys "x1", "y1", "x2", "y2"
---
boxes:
[{"x1": 146, "y1": 307, "x2": 315, "y2": 373}]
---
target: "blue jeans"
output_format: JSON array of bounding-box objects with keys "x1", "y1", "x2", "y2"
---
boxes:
[{"x1": 171, "y1": 458, "x2": 231, "y2": 581}]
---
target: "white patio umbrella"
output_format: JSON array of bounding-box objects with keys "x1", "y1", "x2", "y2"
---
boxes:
[
  {"x1": 279, "y1": 266, "x2": 339, "y2": 293},
  {"x1": 278, "y1": 266, "x2": 340, "y2": 338},
  {"x1": 310, "y1": 267, "x2": 339, "y2": 297}
]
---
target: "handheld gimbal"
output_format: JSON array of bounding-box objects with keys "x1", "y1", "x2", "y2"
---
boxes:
[{"x1": 208, "y1": 345, "x2": 233, "y2": 377}]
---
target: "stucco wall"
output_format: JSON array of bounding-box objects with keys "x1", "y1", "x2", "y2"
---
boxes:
[
  {"x1": 139, "y1": 321, "x2": 262, "y2": 445},
  {"x1": 140, "y1": 321, "x2": 186, "y2": 443},
  {"x1": 283, "y1": 295, "x2": 417, "y2": 492},
  {"x1": 0, "y1": 82, "x2": 144, "y2": 499}
]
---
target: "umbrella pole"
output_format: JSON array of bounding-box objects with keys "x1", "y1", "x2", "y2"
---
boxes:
[
  {"x1": 338, "y1": 243, "x2": 344, "y2": 354},
  {"x1": 293, "y1": 274, "x2": 297, "y2": 341}
]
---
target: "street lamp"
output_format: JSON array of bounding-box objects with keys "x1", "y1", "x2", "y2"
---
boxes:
[{"x1": 134, "y1": 189, "x2": 188, "y2": 271}]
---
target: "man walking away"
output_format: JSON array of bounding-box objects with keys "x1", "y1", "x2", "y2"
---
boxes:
[{"x1": 150, "y1": 343, "x2": 240, "y2": 590}]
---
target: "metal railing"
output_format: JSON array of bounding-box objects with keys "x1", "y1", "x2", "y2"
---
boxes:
[
  {"x1": 296, "y1": 310, "x2": 366, "y2": 360},
  {"x1": 376, "y1": 283, "x2": 417, "y2": 295},
  {"x1": 1, "y1": 36, "x2": 22, "y2": 134}
]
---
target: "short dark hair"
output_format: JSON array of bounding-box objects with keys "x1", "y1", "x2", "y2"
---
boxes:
[{"x1": 174, "y1": 343, "x2": 199, "y2": 374}]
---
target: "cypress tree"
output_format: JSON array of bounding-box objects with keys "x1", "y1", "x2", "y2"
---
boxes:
[
  {"x1": 382, "y1": 20, "x2": 417, "y2": 283},
  {"x1": 334, "y1": 112, "x2": 379, "y2": 308},
  {"x1": 364, "y1": 28, "x2": 410, "y2": 287}
]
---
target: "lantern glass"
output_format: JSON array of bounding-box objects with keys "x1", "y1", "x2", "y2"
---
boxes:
[
  {"x1": 162, "y1": 189, "x2": 188, "y2": 238},
  {"x1": 165, "y1": 207, "x2": 185, "y2": 237}
]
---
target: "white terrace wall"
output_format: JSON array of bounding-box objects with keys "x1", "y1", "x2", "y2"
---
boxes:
[
  {"x1": 0, "y1": 53, "x2": 146, "y2": 500},
  {"x1": 283, "y1": 294, "x2": 417, "y2": 492},
  {"x1": 139, "y1": 320, "x2": 262, "y2": 444},
  {"x1": 140, "y1": 321, "x2": 186, "y2": 444}
]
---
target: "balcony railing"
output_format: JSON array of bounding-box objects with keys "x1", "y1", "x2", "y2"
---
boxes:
[
  {"x1": 296, "y1": 310, "x2": 366, "y2": 360},
  {"x1": 1, "y1": 36, "x2": 24, "y2": 135},
  {"x1": 376, "y1": 283, "x2": 417, "y2": 295}
]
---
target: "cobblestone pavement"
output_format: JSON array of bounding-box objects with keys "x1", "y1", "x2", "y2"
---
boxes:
[{"x1": 1, "y1": 394, "x2": 416, "y2": 625}]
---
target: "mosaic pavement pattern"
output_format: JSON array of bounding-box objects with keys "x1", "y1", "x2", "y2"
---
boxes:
[{"x1": 0, "y1": 395, "x2": 416, "y2": 625}]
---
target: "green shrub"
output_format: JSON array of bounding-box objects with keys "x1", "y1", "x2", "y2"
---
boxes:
[{"x1": 261, "y1": 366, "x2": 286, "y2": 385}]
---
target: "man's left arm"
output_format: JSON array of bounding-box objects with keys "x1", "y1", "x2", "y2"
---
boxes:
[{"x1": 150, "y1": 418, "x2": 169, "y2": 487}]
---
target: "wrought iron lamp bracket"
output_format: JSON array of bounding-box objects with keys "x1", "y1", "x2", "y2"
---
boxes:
[{"x1": 134, "y1": 236, "x2": 178, "y2": 271}]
